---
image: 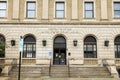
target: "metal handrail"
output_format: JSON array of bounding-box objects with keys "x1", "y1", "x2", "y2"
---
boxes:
[
  {"x1": 68, "y1": 58, "x2": 70, "y2": 77},
  {"x1": 49, "y1": 58, "x2": 51, "y2": 76}
]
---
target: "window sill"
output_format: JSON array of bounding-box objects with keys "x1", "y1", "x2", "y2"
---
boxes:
[
  {"x1": 84, "y1": 18, "x2": 95, "y2": 19},
  {"x1": 23, "y1": 18, "x2": 38, "y2": 21},
  {"x1": 113, "y1": 18, "x2": 120, "y2": 19},
  {"x1": 112, "y1": 18, "x2": 120, "y2": 22},
  {"x1": 22, "y1": 58, "x2": 36, "y2": 59},
  {"x1": 0, "y1": 17, "x2": 7, "y2": 19},
  {"x1": 82, "y1": 18, "x2": 97, "y2": 22},
  {"x1": 52, "y1": 18, "x2": 67, "y2": 22}
]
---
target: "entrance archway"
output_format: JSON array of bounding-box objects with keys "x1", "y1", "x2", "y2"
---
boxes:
[{"x1": 53, "y1": 36, "x2": 66, "y2": 65}]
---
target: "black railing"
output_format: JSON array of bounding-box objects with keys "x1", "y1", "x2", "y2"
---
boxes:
[
  {"x1": 68, "y1": 58, "x2": 70, "y2": 77},
  {"x1": 49, "y1": 58, "x2": 51, "y2": 76}
]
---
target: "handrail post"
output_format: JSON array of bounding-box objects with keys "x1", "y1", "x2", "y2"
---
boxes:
[
  {"x1": 18, "y1": 51, "x2": 21, "y2": 80},
  {"x1": 68, "y1": 57, "x2": 70, "y2": 77},
  {"x1": 49, "y1": 58, "x2": 51, "y2": 76}
]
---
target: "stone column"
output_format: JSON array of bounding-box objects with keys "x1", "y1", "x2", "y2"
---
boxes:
[
  {"x1": 101, "y1": 0, "x2": 108, "y2": 20},
  {"x1": 42, "y1": 0, "x2": 49, "y2": 19},
  {"x1": 72, "y1": 0, "x2": 78, "y2": 20},
  {"x1": 13, "y1": 0, "x2": 19, "y2": 19}
]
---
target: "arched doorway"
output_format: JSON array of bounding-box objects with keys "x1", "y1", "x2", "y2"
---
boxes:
[
  {"x1": 23, "y1": 35, "x2": 36, "y2": 58},
  {"x1": 115, "y1": 36, "x2": 120, "y2": 58},
  {"x1": 84, "y1": 36, "x2": 97, "y2": 58},
  {"x1": 0, "y1": 35, "x2": 5, "y2": 58},
  {"x1": 53, "y1": 36, "x2": 66, "y2": 65}
]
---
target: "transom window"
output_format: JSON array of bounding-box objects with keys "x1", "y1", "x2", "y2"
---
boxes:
[
  {"x1": 115, "y1": 36, "x2": 120, "y2": 58},
  {"x1": 23, "y1": 35, "x2": 36, "y2": 58},
  {"x1": 0, "y1": 1, "x2": 7, "y2": 18},
  {"x1": 84, "y1": 36, "x2": 97, "y2": 58},
  {"x1": 84, "y1": 2, "x2": 94, "y2": 18},
  {"x1": 54, "y1": 36, "x2": 66, "y2": 48},
  {"x1": 55, "y1": 2, "x2": 65, "y2": 18},
  {"x1": 0, "y1": 35, "x2": 5, "y2": 58},
  {"x1": 114, "y1": 2, "x2": 120, "y2": 18},
  {"x1": 26, "y1": 1, "x2": 36, "y2": 18}
]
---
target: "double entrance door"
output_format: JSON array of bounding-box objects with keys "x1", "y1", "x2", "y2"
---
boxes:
[{"x1": 53, "y1": 48, "x2": 66, "y2": 65}]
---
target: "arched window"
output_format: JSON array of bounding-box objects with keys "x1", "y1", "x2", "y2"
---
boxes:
[
  {"x1": 115, "y1": 36, "x2": 120, "y2": 58},
  {"x1": 84, "y1": 36, "x2": 97, "y2": 58},
  {"x1": 23, "y1": 35, "x2": 36, "y2": 58},
  {"x1": 0, "y1": 35, "x2": 5, "y2": 58}
]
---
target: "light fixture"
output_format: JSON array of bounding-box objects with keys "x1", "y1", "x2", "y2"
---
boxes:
[
  {"x1": 104, "y1": 40, "x2": 109, "y2": 47},
  {"x1": 42, "y1": 40, "x2": 46, "y2": 46},
  {"x1": 73, "y1": 40, "x2": 77, "y2": 46},
  {"x1": 68, "y1": 52, "x2": 71, "y2": 56},
  {"x1": 11, "y1": 40, "x2": 15, "y2": 46}
]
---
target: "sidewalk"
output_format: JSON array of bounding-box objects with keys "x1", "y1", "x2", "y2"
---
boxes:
[{"x1": 5, "y1": 78, "x2": 120, "y2": 80}]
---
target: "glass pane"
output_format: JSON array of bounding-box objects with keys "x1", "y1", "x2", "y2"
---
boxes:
[
  {"x1": 27, "y1": 2, "x2": 36, "y2": 10},
  {"x1": 87, "y1": 45, "x2": 93, "y2": 51},
  {"x1": 114, "y1": 3, "x2": 120, "y2": 10},
  {"x1": 84, "y1": 36, "x2": 96, "y2": 42},
  {"x1": 93, "y1": 45, "x2": 96, "y2": 51},
  {"x1": 55, "y1": 36, "x2": 66, "y2": 43},
  {"x1": 0, "y1": 10, "x2": 6, "y2": 17},
  {"x1": 84, "y1": 45, "x2": 87, "y2": 51},
  {"x1": 24, "y1": 44, "x2": 26, "y2": 50},
  {"x1": 27, "y1": 11, "x2": 35, "y2": 18},
  {"x1": 56, "y1": 11, "x2": 64, "y2": 18},
  {"x1": 115, "y1": 45, "x2": 117, "y2": 51},
  {"x1": 85, "y1": 11, "x2": 93, "y2": 18},
  {"x1": 118, "y1": 45, "x2": 120, "y2": 51},
  {"x1": 85, "y1": 2, "x2": 93, "y2": 10},
  {"x1": 0, "y1": 2, "x2": 6, "y2": 9},
  {"x1": 114, "y1": 11, "x2": 120, "y2": 18},
  {"x1": 56, "y1": 2, "x2": 64, "y2": 10}
]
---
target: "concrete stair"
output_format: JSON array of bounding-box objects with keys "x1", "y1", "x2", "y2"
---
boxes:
[
  {"x1": 8, "y1": 65, "x2": 112, "y2": 78},
  {"x1": 70, "y1": 67, "x2": 112, "y2": 78},
  {"x1": 50, "y1": 65, "x2": 69, "y2": 78},
  {"x1": 8, "y1": 66, "x2": 49, "y2": 78}
]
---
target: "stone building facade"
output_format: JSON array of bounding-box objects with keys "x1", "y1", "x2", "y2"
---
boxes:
[{"x1": 0, "y1": 0, "x2": 120, "y2": 77}]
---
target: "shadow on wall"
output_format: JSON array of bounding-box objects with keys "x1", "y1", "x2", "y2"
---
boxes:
[
  {"x1": 0, "y1": 68, "x2": 2, "y2": 74},
  {"x1": 117, "y1": 69, "x2": 120, "y2": 77}
]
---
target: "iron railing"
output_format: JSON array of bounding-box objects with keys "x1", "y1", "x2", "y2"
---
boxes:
[
  {"x1": 68, "y1": 58, "x2": 70, "y2": 77},
  {"x1": 49, "y1": 58, "x2": 51, "y2": 76}
]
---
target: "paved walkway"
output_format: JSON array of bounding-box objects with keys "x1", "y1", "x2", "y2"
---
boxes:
[{"x1": 1, "y1": 77, "x2": 120, "y2": 80}]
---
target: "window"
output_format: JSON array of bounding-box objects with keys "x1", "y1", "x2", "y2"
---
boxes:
[
  {"x1": 26, "y1": 1, "x2": 36, "y2": 18},
  {"x1": 84, "y1": 36, "x2": 97, "y2": 58},
  {"x1": 0, "y1": 35, "x2": 5, "y2": 58},
  {"x1": 114, "y1": 2, "x2": 120, "y2": 18},
  {"x1": 115, "y1": 36, "x2": 120, "y2": 58},
  {"x1": 55, "y1": 2, "x2": 65, "y2": 18},
  {"x1": 23, "y1": 35, "x2": 36, "y2": 58},
  {"x1": 0, "y1": 1, "x2": 7, "y2": 18},
  {"x1": 84, "y1": 2, "x2": 94, "y2": 18}
]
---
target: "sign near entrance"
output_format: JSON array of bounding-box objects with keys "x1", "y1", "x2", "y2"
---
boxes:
[
  {"x1": 19, "y1": 36, "x2": 23, "y2": 52},
  {"x1": 48, "y1": 52, "x2": 52, "y2": 56}
]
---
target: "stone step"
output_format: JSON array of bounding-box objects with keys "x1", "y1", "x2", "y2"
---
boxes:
[
  {"x1": 70, "y1": 73, "x2": 110, "y2": 75},
  {"x1": 70, "y1": 75, "x2": 112, "y2": 78},
  {"x1": 11, "y1": 67, "x2": 42, "y2": 71},
  {"x1": 50, "y1": 73, "x2": 69, "y2": 78},
  {"x1": 9, "y1": 66, "x2": 112, "y2": 78},
  {"x1": 8, "y1": 78, "x2": 118, "y2": 80},
  {"x1": 70, "y1": 67, "x2": 108, "y2": 71}
]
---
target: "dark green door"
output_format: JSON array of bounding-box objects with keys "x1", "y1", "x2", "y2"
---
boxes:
[
  {"x1": 53, "y1": 36, "x2": 66, "y2": 65},
  {"x1": 54, "y1": 48, "x2": 66, "y2": 65}
]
